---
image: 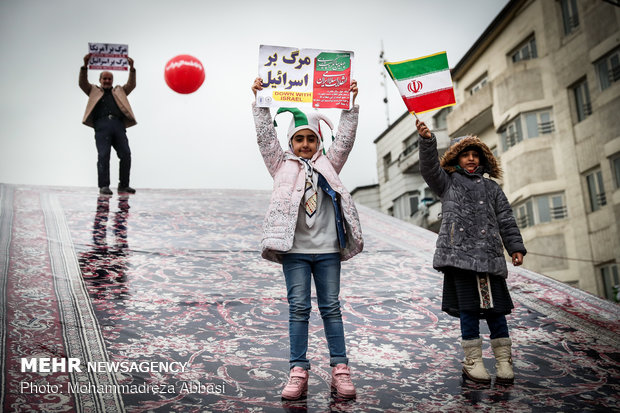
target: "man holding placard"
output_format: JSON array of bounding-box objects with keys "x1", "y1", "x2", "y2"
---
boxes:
[{"x1": 79, "y1": 46, "x2": 137, "y2": 195}]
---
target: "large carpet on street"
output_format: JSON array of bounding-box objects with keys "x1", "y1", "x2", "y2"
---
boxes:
[{"x1": 1, "y1": 183, "x2": 618, "y2": 412}]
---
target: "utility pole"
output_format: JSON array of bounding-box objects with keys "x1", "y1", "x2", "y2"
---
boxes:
[{"x1": 379, "y1": 40, "x2": 390, "y2": 127}]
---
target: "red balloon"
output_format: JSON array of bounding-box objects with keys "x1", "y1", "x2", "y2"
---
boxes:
[{"x1": 164, "y1": 54, "x2": 205, "y2": 94}]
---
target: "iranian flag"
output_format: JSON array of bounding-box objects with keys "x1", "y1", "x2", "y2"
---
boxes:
[{"x1": 384, "y1": 51, "x2": 456, "y2": 114}]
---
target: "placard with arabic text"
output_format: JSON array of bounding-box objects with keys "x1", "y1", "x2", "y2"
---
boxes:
[
  {"x1": 256, "y1": 45, "x2": 354, "y2": 110},
  {"x1": 87, "y1": 43, "x2": 129, "y2": 71}
]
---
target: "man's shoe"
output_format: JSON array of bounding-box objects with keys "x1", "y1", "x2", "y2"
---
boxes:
[
  {"x1": 118, "y1": 186, "x2": 136, "y2": 194},
  {"x1": 331, "y1": 364, "x2": 356, "y2": 399},
  {"x1": 281, "y1": 367, "x2": 308, "y2": 400},
  {"x1": 99, "y1": 186, "x2": 113, "y2": 195}
]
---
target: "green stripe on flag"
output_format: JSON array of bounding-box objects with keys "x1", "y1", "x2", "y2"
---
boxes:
[{"x1": 385, "y1": 52, "x2": 449, "y2": 80}]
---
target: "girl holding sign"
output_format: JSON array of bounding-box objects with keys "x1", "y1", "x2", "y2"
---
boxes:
[{"x1": 251, "y1": 77, "x2": 362, "y2": 400}]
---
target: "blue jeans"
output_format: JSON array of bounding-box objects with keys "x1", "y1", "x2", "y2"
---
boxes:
[
  {"x1": 460, "y1": 311, "x2": 509, "y2": 340},
  {"x1": 281, "y1": 253, "x2": 348, "y2": 370}
]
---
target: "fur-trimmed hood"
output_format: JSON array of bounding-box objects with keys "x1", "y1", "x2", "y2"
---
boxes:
[{"x1": 440, "y1": 135, "x2": 502, "y2": 179}]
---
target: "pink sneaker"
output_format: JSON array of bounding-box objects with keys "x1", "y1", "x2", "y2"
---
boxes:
[
  {"x1": 331, "y1": 364, "x2": 356, "y2": 399},
  {"x1": 281, "y1": 367, "x2": 309, "y2": 400}
]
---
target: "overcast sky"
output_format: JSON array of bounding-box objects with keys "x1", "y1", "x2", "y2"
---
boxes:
[{"x1": 0, "y1": 0, "x2": 509, "y2": 191}]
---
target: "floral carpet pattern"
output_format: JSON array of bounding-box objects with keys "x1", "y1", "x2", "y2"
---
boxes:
[{"x1": 1, "y1": 183, "x2": 619, "y2": 412}]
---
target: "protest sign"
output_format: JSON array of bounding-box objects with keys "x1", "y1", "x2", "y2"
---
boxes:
[
  {"x1": 87, "y1": 43, "x2": 129, "y2": 71},
  {"x1": 256, "y1": 45, "x2": 353, "y2": 110}
]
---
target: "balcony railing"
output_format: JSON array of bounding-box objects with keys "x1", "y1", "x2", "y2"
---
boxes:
[
  {"x1": 565, "y1": 15, "x2": 579, "y2": 33},
  {"x1": 539, "y1": 121, "x2": 555, "y2": 134},
  {"x1": 505, "y1": 132, "x2": 522, "y2": 149},
  {"x1": 551, "y1": 205, "x2": 568, "y2": 220},
  {"x1": 516, "y1": 215, "x2": 532, "y2": 229},
  {"x1": 608, "y1": 66, "x2": 620, "y2": 83}
]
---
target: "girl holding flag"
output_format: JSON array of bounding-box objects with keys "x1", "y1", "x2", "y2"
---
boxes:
[
  {"x1": 416, "y1": 119, "x2": 526, "y2": 384},
  {"x1": 251, "y1": 77, "x2": 363, "y2": 400}
]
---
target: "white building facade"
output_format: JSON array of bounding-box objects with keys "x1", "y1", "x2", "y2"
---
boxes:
[
  {"x1": 370, "y1": 109, "x2": 451, "y2": 232},
  {"x1": 362, "y1": 0, "x2": 620, "y2": 300}
]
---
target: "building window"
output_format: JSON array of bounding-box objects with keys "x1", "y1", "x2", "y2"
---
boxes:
[
  {"x1": 585, "y1": 169, "x2": 606, "y2": 212},
  {"x1": 511, "y1": 36, "x2": 537, "y2": 63},
  {"x1": 537, "y1": 193, "x2": 568, "y2": 223},
  {"x1": 514, "y1": 192, "x2": 568, "y2": 229},
  {"x1": 599, "y1": 263, "x2": 619, "y2": 302},
  {"x1": 595, "y1": 47, "x2": 620, "y2": 91},
  {"x1": 612, "y1": 154, "x2": 620, "y2": 189},
  {"x1": 393, "y1": 191, "x2": 420, "y2": 219},
  {"x1": 524, "y1": 110, "x2": 554, "y2": 137},
  {"x1": 560, "y1": 0, "x2": 579, "y2": 35},
  {"x1": 402, "y1": 133, "x2": 419, "y2": 158},
  {"x1": 515, "y1": 202, "x2": 534, "y2": 229},
  {"x1": 382, "y1": 153, "x2": 391, "y2": 182},
  {"x1": 500, "y1": 109, "x2": 554, "y2": 151},
  {"x1": 491, "y1": 146, "x2": 499, "y2": 159},
  {"x1": 467, "y1": 74, "x2": 488, "y2": 95},
  {"x1": 409, "y1": 192, "x2": 419, "y2": 216},
  {"x1": 572, "y1": 78, "x2": 592, "y2": 122},
  {"x1": 501, "y1": 118, "x2": 523, "y2": 150},
  {"x1": 423, "y1": 187, "x2": 435, "y2": 201},
  {"x1": 433, "y1": 107, "x2": 451, "y2": 129}
]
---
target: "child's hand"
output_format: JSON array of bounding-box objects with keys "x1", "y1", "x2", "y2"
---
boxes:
[
  {"x1": 350, "y1": 79, "x2": 358, "y2": 106},
  {"x1": 416, "y1": 119, "x2": 432, "y2": 139},
  {"x1": 251, "y1": 77, "x2": 263, "y2": 97},
  {"x1": 511, "y1": 252, "x2": 523, "y2": 266}
]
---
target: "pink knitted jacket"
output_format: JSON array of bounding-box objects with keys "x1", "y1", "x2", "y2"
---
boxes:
[{"x1": 252, "y1": 103, "x2": 364, "y2": 263}]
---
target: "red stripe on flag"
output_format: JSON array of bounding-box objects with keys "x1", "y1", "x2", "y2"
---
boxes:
[{"x1": 402, "y1": 88, "x2": 456, "y2": 114}]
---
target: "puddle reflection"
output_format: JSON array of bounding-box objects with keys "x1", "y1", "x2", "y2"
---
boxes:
[{"x1": 78, "y1": 195, "x2": 130, "y2": 300}]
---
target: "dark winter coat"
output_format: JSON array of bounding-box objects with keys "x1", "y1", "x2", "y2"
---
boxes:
[{"x1": 419, "y1": 134, "x2": 526, "y2": 278}]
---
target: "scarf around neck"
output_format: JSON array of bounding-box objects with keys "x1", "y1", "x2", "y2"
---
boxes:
[{"x1": 285, "y1": 151, "x2": 319, "y2": 228}]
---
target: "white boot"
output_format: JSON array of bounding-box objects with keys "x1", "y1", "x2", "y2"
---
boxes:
[
  {"x1": 491, "y1": 337, "x2": 514, "y2": 384},
  {"x1": 461, "y1": 338, "x2": 491, "y2": 383}
]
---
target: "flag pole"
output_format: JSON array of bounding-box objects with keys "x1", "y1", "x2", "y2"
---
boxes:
[
  {"x1": 379, "y1": 40, "x2": 391, "y2": 128},
  {"x1": 410, "y1": 109, "x2": 432, "y2": 135}
]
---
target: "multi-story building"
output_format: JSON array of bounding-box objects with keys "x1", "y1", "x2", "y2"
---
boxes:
[
  {"x1": 359, "y1": 0, "x2": 620, "y2": 300},
  {"x1": 349, "y1": 184, "x2": 381, "y2": 212},
  {"x1": 369, "y1": 108, "x2": 451, "y2": 232}
]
